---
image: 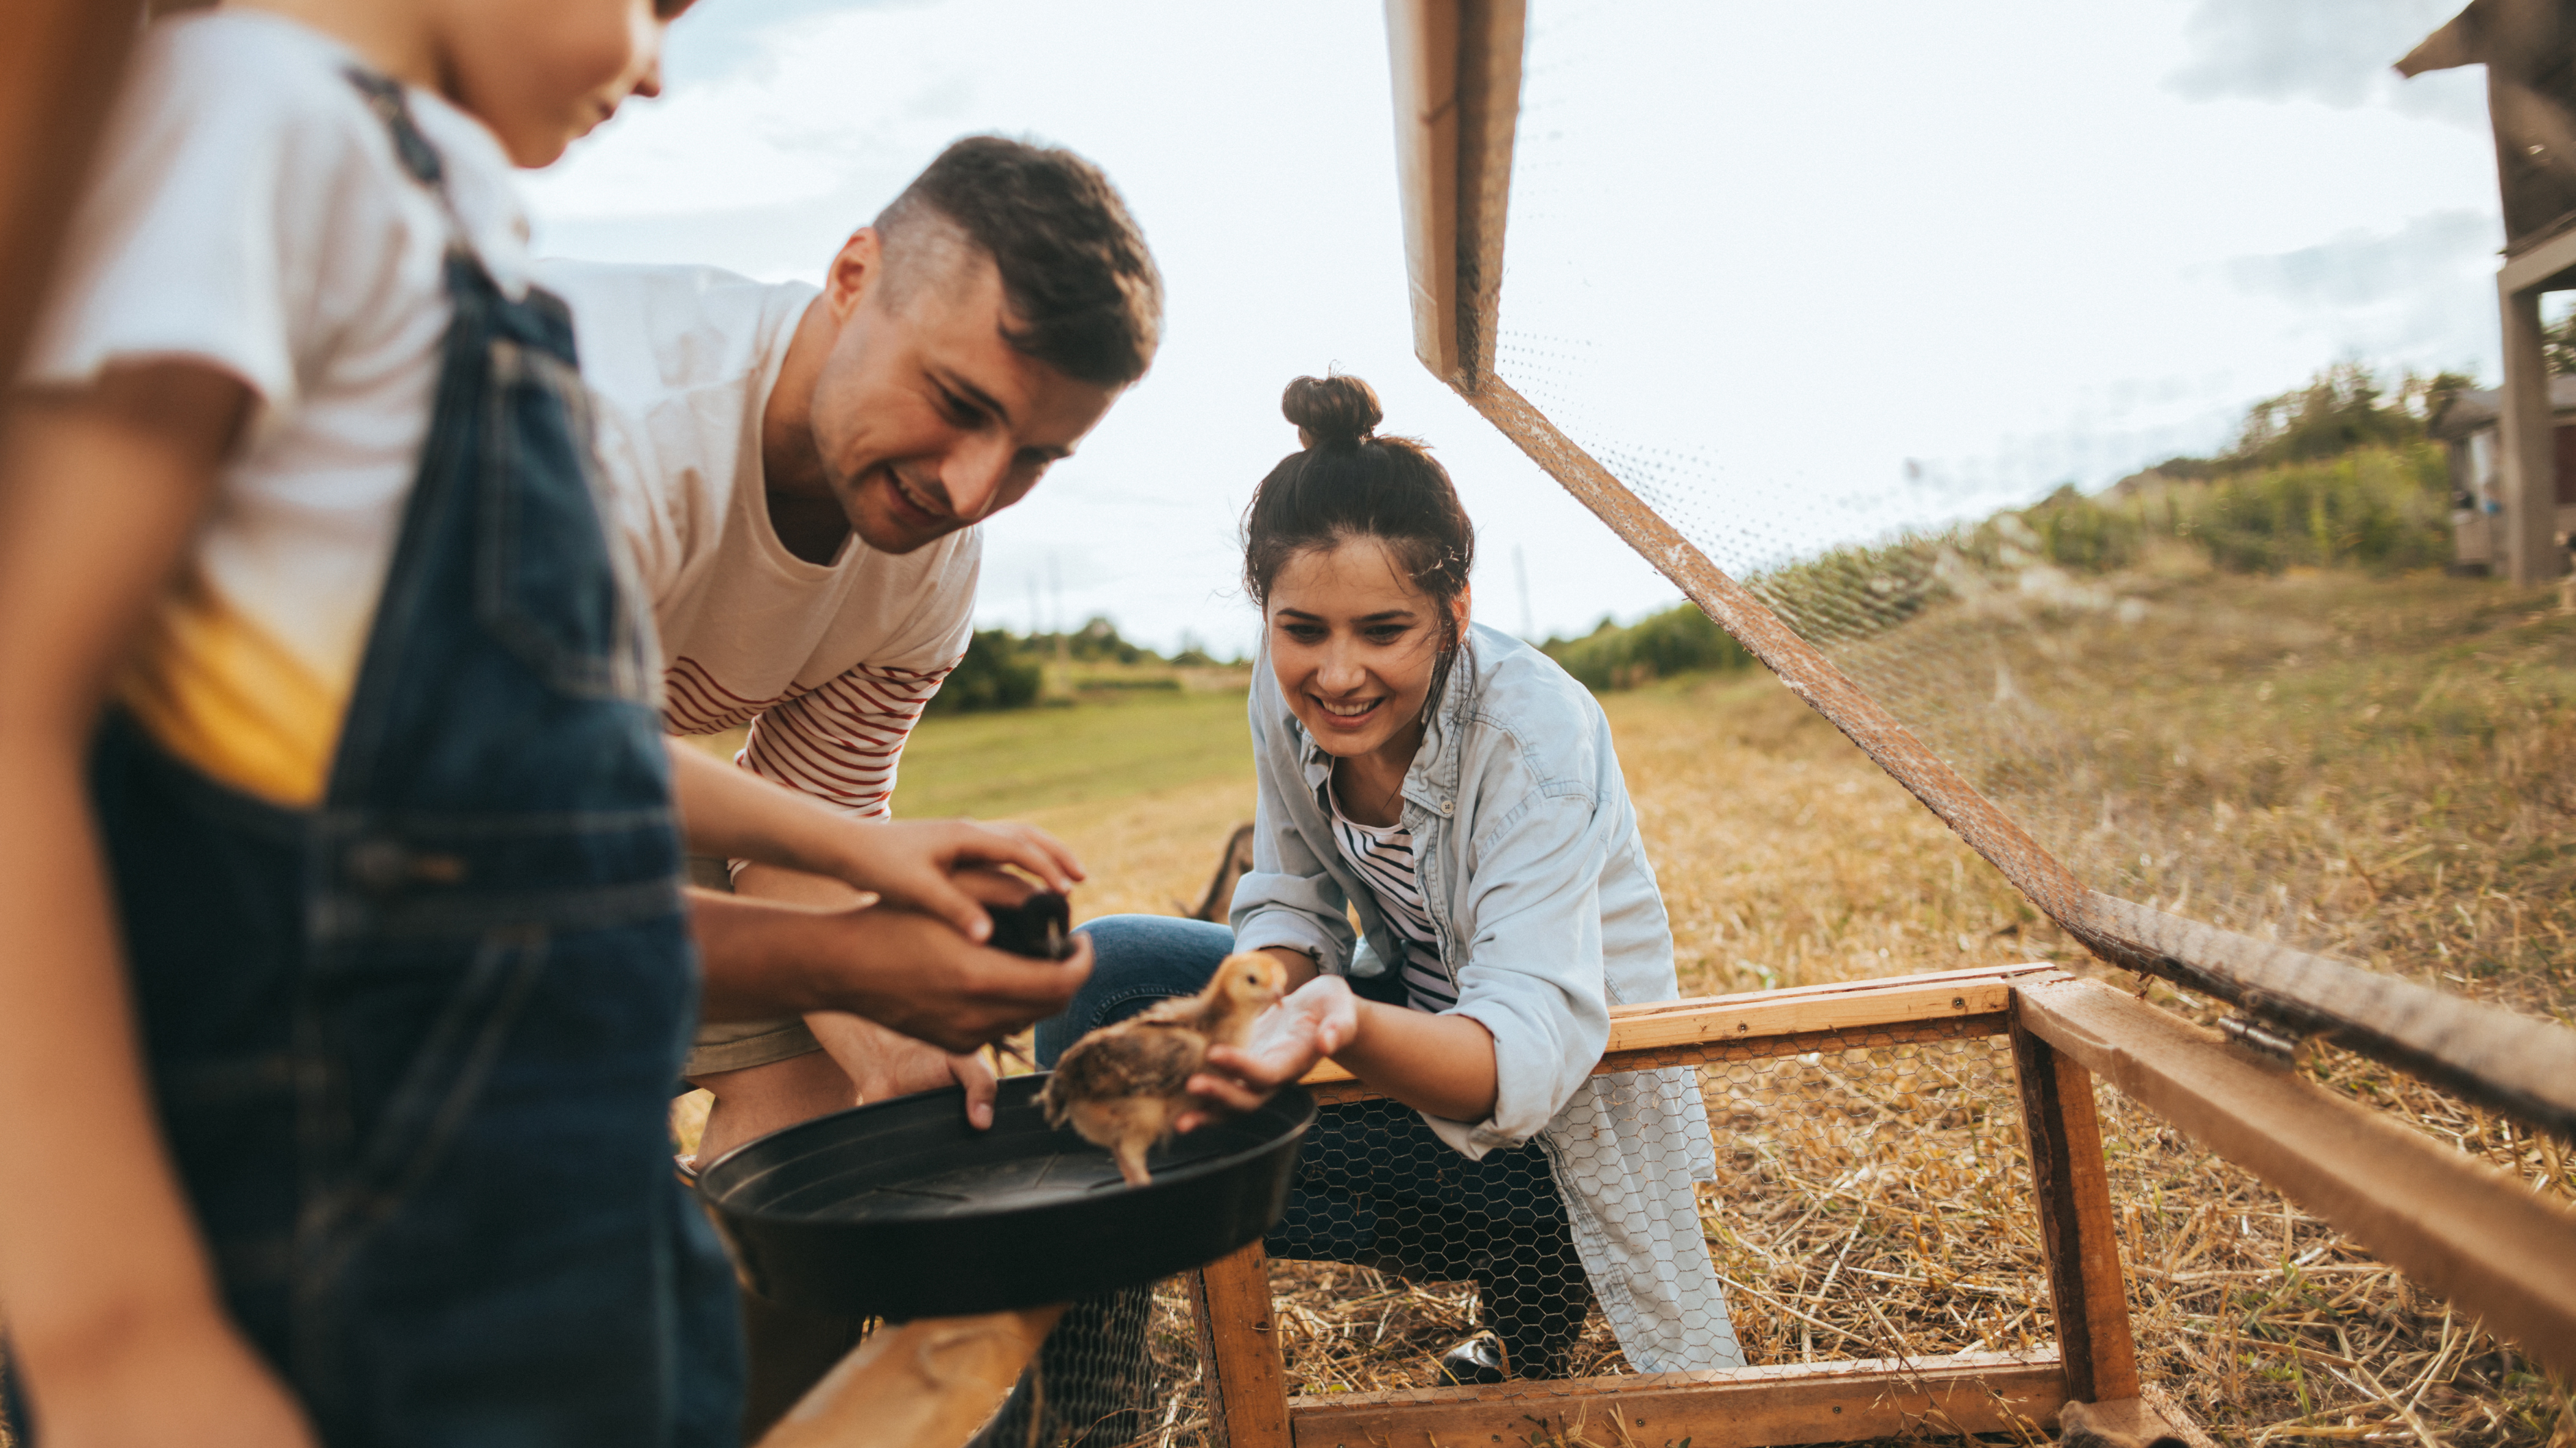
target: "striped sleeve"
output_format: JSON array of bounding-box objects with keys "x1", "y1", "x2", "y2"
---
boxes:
[{"x1": 736, "y1": 659, "x2": 954, "y2": 817}]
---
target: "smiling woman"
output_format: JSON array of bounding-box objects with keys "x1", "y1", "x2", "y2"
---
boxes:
[
  {"x1": 1026, "y1": 374, "x2": 1746, "y2": 1420},
  {"x1": 1249, "y1": 374, "x2": 1474, "y2": 827}
]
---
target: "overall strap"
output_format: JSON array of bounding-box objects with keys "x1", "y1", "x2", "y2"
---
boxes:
[
  {"x1": 344, "y1": 68, "x2": 444, "y2": 188},
  {"x1": 343, "y1": 67, "x2": 493, "y2": 276}
]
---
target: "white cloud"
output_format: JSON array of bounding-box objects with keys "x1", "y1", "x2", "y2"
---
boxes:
[
  {"x1": 2164, "y1": 0, "x2": 2488, "y2": 127},
  {"x1": 527, "y1": 0, "x2": 2512, "y2": 651}
]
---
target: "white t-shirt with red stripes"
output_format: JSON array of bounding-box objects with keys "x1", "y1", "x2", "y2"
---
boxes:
[{"x1": 537, "y1": 260, "x2": 978, "y2": 817}]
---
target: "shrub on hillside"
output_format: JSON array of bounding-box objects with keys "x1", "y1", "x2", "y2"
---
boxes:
[
  {"x1": 924, "y1": 629, "x2": 1043, "y2": 714},
  {"x1": 2024, "y1": 483, "x2": 2148, "y2": 572},
  {"x1": 1544, "y1": 602, "x2": 1753, "y2": 691},
  {"x1": 2178, "y1": 442, "x2": 2451, "y2": 573}
]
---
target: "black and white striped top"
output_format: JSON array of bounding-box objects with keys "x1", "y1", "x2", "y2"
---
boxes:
[{"x1": 1323, "y1": 781, "x2": 1460, "y2": 1014}]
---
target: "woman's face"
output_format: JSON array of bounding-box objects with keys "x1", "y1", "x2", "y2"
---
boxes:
[{"x1": 1265, "y1": 536, "x2": 1460, "y2": 762}]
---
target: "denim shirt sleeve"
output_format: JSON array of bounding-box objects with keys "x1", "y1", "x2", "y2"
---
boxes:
[
  {"x1": 1227, "y1": 675, "x2": 1356, "y2": 971},
  {"x1": 1431, "y1": 779, "x2": 1613, "y2": 1157}
]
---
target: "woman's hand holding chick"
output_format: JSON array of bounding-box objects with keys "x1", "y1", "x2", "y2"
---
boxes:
[{"x1": 1175, "y1": 975, "x2": 1361, "y2": 1131}]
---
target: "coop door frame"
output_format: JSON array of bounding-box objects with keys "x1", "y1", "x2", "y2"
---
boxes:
[
  {"x1": 1190, "y1": 964, "x2": 2115, "y2": 1448},
  {"x1": 1191, "y1": 963, "x2": 2576, "y2": 1447}
]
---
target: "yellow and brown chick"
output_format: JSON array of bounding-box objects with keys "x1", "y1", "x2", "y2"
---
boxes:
[{"x1": 1039, "y1": 952, "x2": 1288, "y2": 1186}]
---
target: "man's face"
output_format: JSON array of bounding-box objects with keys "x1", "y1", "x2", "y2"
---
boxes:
[{"x1": 807, "y1": 234, "x2": 1122, "y2": 555}]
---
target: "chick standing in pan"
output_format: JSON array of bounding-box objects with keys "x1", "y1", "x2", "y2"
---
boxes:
[{"x1": 1039, "y1": 952, "x2": 1288, "y2": 1185}]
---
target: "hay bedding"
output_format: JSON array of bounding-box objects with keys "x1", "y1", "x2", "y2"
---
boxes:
[
  {"x1": 1015, "y1": 645, "x2": 2573, "y2": 1447},
  {"x1": 1083, "y1": 1024, "x2": 2568, "y2": 1448}
]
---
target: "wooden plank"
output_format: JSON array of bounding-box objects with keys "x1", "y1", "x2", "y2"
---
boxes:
[
  {"x1": 0, "y1": 0, "x2": 139, "y2": 385},
  {"x1": 1192, "y1": 1240, "x2": 1292, "y2": 1448},
  {"x1": 2011, "y1": 1002, "x2": 2141, "y2": 1403},
  {"x1": 1384, "y1": 0, "x2": 1523, "y2": 386},
  {"x1": 1611, "y1": 961, "x2": 2057, "y2": 1017},
  {"x1": 1382, "y1": 0, "x2": 1460, "y2": 378},
  {"x1": 1298, "y1": 966, "x2": 2044, "y2": 1102},
  {"x1": 2083, "y1": 893, "x2": 2576, "y2": 1142},
  {"x1": 754, "y1": 1305, "x2": 1063, "y2": 1448},
  {"x1": 1286, "y1": 1349, "x2": 2064, "y2": 1448},
  {"x1": 1449, "y1": 0, "x2": 1521, "y2": 385},
  {"x1": 1306, "y1": 1014, "x2": 2010, "y2": 1107},
  {"x1": 2499, "y1": 215, "x2": 2576, "y2": 294},
  {"x1": 2015, "y1": 976, "x2": 2576, "y2": 1381}
]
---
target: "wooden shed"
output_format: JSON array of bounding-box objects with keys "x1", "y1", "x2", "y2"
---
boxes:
[
  {"x1": 2429, "y1": 376, "x2": 2576, "y2": 571},
  {"x1": 2399, "y1": 0, "x2": 2576, "y2": 583}
]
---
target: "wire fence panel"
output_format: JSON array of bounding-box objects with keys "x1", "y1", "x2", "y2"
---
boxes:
[
  {"x1": 1491, "y1": 1, "x2": 2576, "y2": 989},
  {"x1": 974, "y1": 2, "x2": 2576, "y2": 1441}
]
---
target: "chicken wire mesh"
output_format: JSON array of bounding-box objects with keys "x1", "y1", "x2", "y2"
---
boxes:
[
  {"x1": 1469, "y1": 12, "x2": 2576, "y2": 1432},
  {"x1": 973, "y1": 1018, "x2": 2066, "y2": 1447},
  {"x1": 1491, "y1": 0, "x2": 2576, "y2": 978}
]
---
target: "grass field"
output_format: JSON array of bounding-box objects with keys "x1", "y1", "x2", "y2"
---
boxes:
[{"x1": 882, "y1": 567, "x2": 2573, "y2": 1447}]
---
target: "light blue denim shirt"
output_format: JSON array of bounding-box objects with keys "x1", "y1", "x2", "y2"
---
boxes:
[
  {"x1": 1233, "y1": 622, "x2": 1678, "y2": 1146},
  {"x1": 1231, "y1": 623, "x2": 1742, "y2": 1372}
]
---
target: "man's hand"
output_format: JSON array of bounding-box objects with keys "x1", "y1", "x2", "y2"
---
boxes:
[
  {"x1": 838, "y1": 819, "x2": 1082, "y2": 943},
  {"x1": 807, "y1": 1011, "x2": 1002, "y2": 1129},
  {"x1": 692, "y1": 890, "x2": 1091, "y2": 1054},
  {"x1": 1174, "y1": 975, "x2": 1360, "y2": 1133},
  {"x1": 666, "y1": 746, "x2": 1085, "y2": 942},
  {"x1": 847, "y1": 928, "x2": 1094, "y2": 1054}
]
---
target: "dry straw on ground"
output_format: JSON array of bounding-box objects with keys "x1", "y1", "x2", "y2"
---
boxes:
[
  {"x1": 1002, "y1": 571, "x2": 2574, "y2": 1448},
  {"x1": 649, "y1": 570, "x2": 2572, "y2": 1447}
]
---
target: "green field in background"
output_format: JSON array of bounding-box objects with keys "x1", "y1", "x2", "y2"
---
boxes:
[{"x1": 890, "y1": 688, "x2": 1255, "y2": 819}]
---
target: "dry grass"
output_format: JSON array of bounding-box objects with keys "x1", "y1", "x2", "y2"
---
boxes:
[
  {"x1": 963, "y1": 570, "x2": 2574, "y2": 1447},
  {"x1": 668, "y1": 570, "x2": 2573, "y2": 1447}
]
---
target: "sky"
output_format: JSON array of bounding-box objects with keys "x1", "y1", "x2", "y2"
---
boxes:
[{"x1": 525, "y1": 0, "x2": 2503, "y2": 655}]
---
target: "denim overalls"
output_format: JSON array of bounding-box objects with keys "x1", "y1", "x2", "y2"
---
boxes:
[{"x1": 55, "y1": 73, "x2": 741, "y2": 1447}]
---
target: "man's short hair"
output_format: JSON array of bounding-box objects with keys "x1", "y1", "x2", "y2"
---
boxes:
[{"x1": 876, "y1": 135, "x2": 1163, "y2": 389}]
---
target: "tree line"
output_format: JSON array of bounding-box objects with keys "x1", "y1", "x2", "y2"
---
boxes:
[{"x1": 1545, "y1": 361, "x2": 2472, "y2": 693}]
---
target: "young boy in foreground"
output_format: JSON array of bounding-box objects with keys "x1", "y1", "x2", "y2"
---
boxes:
[{"x1": 0, "y1": 3, "x2": 1084, "y2": 1443}]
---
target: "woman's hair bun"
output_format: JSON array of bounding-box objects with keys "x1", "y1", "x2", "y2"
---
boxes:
[{"x1": 1282, "y1": 373, "x2": 1383, "y2": 448}]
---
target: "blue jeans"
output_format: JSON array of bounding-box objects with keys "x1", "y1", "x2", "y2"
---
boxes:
[{"x1": 1044, "y1": 916, "x2": 1594, "y2": 1378}]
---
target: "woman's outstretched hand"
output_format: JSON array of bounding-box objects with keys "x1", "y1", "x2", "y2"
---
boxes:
[{"x1": 1175, "y1": 975, "x2": 1360, "y2": 1133}]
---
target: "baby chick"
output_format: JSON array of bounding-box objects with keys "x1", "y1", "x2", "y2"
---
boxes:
[{"x1": 1039, "y1": 952, "x2": 1288, "y2": 1186}]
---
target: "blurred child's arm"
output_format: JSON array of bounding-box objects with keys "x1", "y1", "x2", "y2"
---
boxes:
[
  {"x1": 664, "y1": 740, "x2": 1083, "y2": 937},
  {"x1": 0, "y1": 365, "x2": 318, "y2": 1444}
]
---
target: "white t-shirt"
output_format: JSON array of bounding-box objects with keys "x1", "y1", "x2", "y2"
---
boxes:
[
  {"x1": 25, "y1": 12, "x2": 532, "y2": 806},
  {"x1": 535, "y1": 261, "x2": 980, "y2": 817}
]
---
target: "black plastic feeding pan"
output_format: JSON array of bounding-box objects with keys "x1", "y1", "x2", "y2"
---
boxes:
[{"x1": 695, "y1": 1074, "x2": 1314, "y2": 1322}]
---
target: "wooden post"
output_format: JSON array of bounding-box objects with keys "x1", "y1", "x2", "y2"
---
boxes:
[
  {"x1": 2496, "y1": 274, "x2": 2562, "y2": 586},
  {"x1": 2017, "y1": 976, "x2": 2576, "y2": 1382},
  {"x1": 1190, "y1": 1240, "x2": 1292, "y2": 1448},
  {"x1": 2009, "y1": 995, "x2": 2139, "y2": 1405}
]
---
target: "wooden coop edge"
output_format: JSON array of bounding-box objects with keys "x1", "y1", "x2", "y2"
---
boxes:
[
  {"x1": 1298, "y1": 965, "x2": 2052, "y2": 1103},
  {"x1": 1283, "y1": 1348, "x2": 2063, "y2": 1448},
  {"x1": 2083, "y1": 891, "x2": 2576, "y2": 1142},
  {"x1": 2015, "y1": 976, "x2": 2576, "y2": 1382}
]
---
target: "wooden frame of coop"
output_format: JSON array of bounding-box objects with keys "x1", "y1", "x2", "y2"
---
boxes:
[
  {"x1": 1190, "y1": 963, "x2": 2576, "y2": 1447},
  {"x1": 1170, "y1": 3, "x2": 2576, "y2": 1444}
]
